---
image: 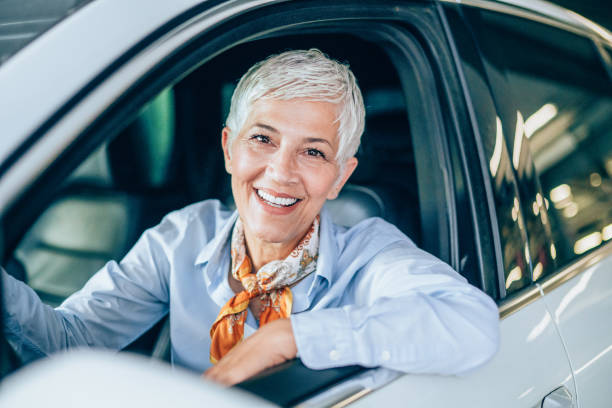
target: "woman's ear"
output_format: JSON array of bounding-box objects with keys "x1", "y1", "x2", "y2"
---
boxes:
[
  {"x1": 327, "y1": 157, "x2": 358, "y2": 200},
  {"x1": 221, "y1": 127, "x2": 232, "y2": 174}
]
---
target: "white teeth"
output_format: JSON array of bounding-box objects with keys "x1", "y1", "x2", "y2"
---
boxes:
[{"x1": 256, "y1": 189, "x2": 299, "y2": 207}]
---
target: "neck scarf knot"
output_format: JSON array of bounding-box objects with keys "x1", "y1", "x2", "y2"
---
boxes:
[{"x1": 209, "y1": 215, "x2": 320, "y2": 364}]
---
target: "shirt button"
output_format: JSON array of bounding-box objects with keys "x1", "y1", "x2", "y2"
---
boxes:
[
  {"x1": 381, "y1": 350, "x2": 391, "y2": 361},
  {"x1": 329, "y1": 350, "x2": 340, "y2": 361}
]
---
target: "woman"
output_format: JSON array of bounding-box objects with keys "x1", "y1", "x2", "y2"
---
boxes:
[{"x1": 2, "y1": 49, "x2": 499, "y2": 385}]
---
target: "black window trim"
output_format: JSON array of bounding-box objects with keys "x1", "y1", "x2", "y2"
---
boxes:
[
  {"x1": 594, "y1": 39, "x2": 612, "y2": 82},
  {"x1": 437, "y1": 2, "x2": 503, "y2": 299},
  {"x1": 460, "y1": 6, "x2": 544, "y2": 299},
  {"x1": 439, "y1": 2, "x2": 507, "y2": 300}
]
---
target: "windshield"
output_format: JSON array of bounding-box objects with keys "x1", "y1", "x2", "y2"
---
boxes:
[{"x1": 0, "y1": 0, "x2": 93, "y2": 65}]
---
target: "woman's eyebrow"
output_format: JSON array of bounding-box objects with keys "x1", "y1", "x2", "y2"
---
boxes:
[
  {"x1": 253, "y1": 123, "x2": 279, "y2": 133},
  {"x1": 304, "y1": 137, "x2": 332, "y2": 147}
]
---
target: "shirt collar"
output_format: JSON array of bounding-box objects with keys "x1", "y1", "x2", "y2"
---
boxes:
[
  {"x1": 281, "y1": 207, "x2": 339, "y2": 312},
  {"x1": 194, "y1": 210, "x2": 238, "y2": 267},
  {"x1": 313, "y1": 205, "x2": 337, "y2": 286},
  {"x1": 193, "y1": 206, "x2": 338, "y2": 308},
  {"x1": 194, "y1": 207, "x2": 337, "y2": 277}
]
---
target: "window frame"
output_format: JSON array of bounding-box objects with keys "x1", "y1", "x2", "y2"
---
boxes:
[
  {"x1": 1, "y1": 1, "x2": 464, "y2": 269},
  {"x1": 460, "y1": 7, "x2": 561, "y2": 298},
  {"x1": 439, "y1": 2, "x2": 503, "y2": 299},
  {"x1": 477, "y1": 10, "x2": 612, "y2": 268},
  {"x1": 594, "y1": 41, "x2": 612, "y2": 81},
  {"x1": 441, "y1": 2, "x2": 520, "y2": 301},
  {"x1": 448, "y1": 2, "x2": 612, "y2": 309}
]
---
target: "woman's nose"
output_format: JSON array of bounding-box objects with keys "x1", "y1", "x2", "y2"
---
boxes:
[{"x1": 267, "y1": 149, "x2": 298, "y2": 184}]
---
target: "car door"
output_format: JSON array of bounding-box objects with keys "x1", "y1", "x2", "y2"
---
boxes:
[
  {"x1": 464, "y1": 10, "x2": 612, "y2": 408},
  {"x1": 454, "y1": 3, "x2": 612, "y2": 408},
  {"x1": 353, "y1": 3, "x2": 576, "y2": 407},
  {"x1": 530, "y1": 36, "x2": 612, "y2": 408}
]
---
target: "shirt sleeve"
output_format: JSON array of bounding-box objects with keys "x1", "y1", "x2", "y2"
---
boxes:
[
  {"x1": 290, "y1": 241, "x2": 500, "y2": 375},
  {"x1": 2, "y1": 215, "x2": 176, "y2": 362}
]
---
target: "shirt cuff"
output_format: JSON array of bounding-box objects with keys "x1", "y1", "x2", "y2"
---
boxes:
[{"x1": 290, "y1": 307, "x2": 355, "y2": 370}]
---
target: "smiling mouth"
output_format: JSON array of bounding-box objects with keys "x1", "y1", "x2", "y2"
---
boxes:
[{"x1": 256, "y1": 189, "x2": 301, "y2": 208}]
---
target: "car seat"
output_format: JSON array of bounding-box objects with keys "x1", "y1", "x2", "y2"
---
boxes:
[{"x1": 13, "y1": 89, "x2": 177, "y2": 306}]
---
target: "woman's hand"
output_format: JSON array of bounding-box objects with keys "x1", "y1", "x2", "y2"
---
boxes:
[{"x1": 203, "y1": 318, "x2": 297, "y2": 386}]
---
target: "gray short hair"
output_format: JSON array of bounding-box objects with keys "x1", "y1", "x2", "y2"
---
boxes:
[{"x1": 225, "y1": 49, "x2": 365, "y2": 165}]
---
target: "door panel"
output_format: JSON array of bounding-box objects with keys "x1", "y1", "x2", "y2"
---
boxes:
[
  {"x1": 353, "y1": 298, "x2": 574, "y2": 407},
  {"x1": 454, "y1": 7, "x2": 612, "y2": 407},
  {"x1": 539, "y1": 248, "x2": 612, "y2": 407}
]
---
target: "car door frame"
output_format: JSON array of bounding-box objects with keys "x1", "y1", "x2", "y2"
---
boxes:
[
  {"x1": 341, "y1": 4, "x2": 580, "y2": 407},
  {"x1": 456, "y1": 4, "x2": 612, "y2": 407}
]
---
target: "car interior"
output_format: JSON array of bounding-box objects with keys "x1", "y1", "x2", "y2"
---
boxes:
[
  {"x1": 9, "y1": 33, "x2": 422, "y2": 306},
  {"x1": 2, "y1": 28, "x2": 453, "y2": 403}
]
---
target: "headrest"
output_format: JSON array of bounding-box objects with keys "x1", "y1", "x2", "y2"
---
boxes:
[{"x1": 324, "y1": 184, "x2": 385, "y2": 227}]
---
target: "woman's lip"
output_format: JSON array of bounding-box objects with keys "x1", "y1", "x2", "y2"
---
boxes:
[
  {"x1": 253, "y1": 189, "x2": 301, "y2": 213},
  {"x1": 254, "y1": 187, "x2": 301, "y2": 200}
]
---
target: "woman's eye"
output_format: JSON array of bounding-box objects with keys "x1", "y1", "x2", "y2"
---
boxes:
[
  {"x1": 251, "y1": 134, "x2": 270, "y2": 144},
  {"x1": 306, "y1": 148, "x2": 326, "y2": 159}
]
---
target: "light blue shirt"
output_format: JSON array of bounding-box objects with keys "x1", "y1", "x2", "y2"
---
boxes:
[{"x1": 2, "y1": 199, "x2": 499, "y2": 374}]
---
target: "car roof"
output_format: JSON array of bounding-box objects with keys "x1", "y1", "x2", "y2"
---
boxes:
[
  {"x1": 0, "y1": 0, "x2": 207, "y2": 167},
  {"x1": 439, "y1": 0, "x2": 612, "y2": 44},
  {"x1": 0, "y1": 0, "x2": 93, "y2": 65}
]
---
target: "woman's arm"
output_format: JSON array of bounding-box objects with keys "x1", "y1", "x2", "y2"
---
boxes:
[
  {"x1": 2, "y1": 216, "x2": 174, "y2": 362},
  {"x1": 290, "y1": 241, "x2": 500, "y2": 374},
  {"x1": 204, "y1": 241, "x2": 499, "y2": 385}
]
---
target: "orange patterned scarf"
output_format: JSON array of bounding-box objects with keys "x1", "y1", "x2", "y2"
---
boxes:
[{"x1": 209, "y1": 216, "x2": 320, "y2": 364}]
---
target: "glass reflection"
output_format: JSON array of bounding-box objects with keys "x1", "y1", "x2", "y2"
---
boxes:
[
  {"x1": 510, "y1": 73, "x2": 612, "y2": 267},
  {"x1": 603, "y1": 224, "x2": 612, "y2": 241},
  {"x1": 513, "y1": 111, "x2": 524, "y2": 170},
  {"x1": 562, "y1": 202, "x2": 578, "y2": 218},
  {"x1": 505, "y1": 266, "x2": 523, "y2": 289},
  {"x1": 533, "y1": 262, "x2": 544, "y2": 281},
  {"x1": 550, "y1": 184, "x2": 571, "y2": 204},
  {"x1": 590, "y1": 172, "x2": 602, "y2": 187},
  {"x1": 574, "y1": 232, "x2": 603, "y2": 255},
  {"x1": 490, "y1": 117, "x2": 503, "y2": 177},
  {"x1": 525, "y1": 103, "x2": 557, "y2": 138},
  {"x1": 484, "y1": 115, "x2": 530, "y2": 294}
]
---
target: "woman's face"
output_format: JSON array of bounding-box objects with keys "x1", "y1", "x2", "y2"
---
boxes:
[{"x1": 222, "y1": 98, "x2": 357, "y2": 251}]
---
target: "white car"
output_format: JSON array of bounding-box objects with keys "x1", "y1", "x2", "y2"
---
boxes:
[{"x1": 1, "y1": 0, "x2": 611, "y2": 406}]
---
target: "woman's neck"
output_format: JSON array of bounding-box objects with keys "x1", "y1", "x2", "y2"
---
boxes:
[{"x1": 243, "y1": 235, "x2": 299, "y2": 271}]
